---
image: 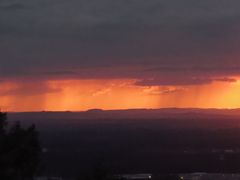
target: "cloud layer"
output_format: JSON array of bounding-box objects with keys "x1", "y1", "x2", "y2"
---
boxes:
[{"x1": 1, "y1": 0, "x2": 240, "y2": 85}]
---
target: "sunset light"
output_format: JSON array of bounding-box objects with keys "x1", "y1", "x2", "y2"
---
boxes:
[{"x1": 1, "y1": 77, "x2": 240, "y2": 112}]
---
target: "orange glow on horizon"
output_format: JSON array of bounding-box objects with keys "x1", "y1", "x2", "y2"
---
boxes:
[{"x1": 1, "y1": 78, "x2": 240, "y2": 112}]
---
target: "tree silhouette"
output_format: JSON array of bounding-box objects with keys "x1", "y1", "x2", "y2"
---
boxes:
[{"x1": 0, "y1": 112, "x2": 41, "y2": 180}]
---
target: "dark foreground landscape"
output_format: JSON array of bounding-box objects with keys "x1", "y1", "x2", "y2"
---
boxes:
[{"x1": 8, "y1": 109, "x2": 240, "y2": 179}]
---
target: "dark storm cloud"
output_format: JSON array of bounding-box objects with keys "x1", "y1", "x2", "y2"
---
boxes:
[
  {"x1": 215, "y1": 77, "x2": 237, "y2": 83},
  {"x1": 43, "y1": 71, "x2": 78, "y2": 76},
  {"x1": 147, "y1": 67, "x2": 240, "y2": 77},
  {"x1": 0, "y1": 0, "x2": 240, "y2": 85},
  {"x1": 0, "y1": 3, "x2": 25, "y2": 10},
  {"x1": 135, "y1": 77, "x2": 237, "y2": 86}
]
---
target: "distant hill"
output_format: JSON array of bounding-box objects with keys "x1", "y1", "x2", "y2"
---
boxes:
[
  {"x1": 8, "y1": 108, "x2": 240, "y2": 120},
  {"x1": 6, "y1": 108, "x2": 240, "y2": 130}
]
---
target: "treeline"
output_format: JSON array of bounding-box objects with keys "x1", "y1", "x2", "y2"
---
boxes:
[{"x1": 0, "y1": 112, "x2": 41, "y2": 180}]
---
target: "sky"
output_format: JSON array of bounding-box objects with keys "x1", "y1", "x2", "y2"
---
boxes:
[{"x1": 1, "y1": 0, "x2": 240, "y2": 111}]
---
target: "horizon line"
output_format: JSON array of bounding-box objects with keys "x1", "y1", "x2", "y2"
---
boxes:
[{"x1": 5, "y1": 107, "x2": 240, "y2": 113}]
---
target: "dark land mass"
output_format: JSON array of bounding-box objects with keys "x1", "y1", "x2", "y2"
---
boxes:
[{"x1": 7, "y1": 108, "x2": 240, "y2": 178}]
